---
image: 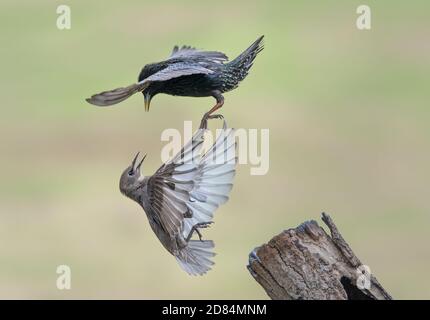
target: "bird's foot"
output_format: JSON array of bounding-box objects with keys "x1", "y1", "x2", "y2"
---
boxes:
[
  {"x1": 195, "y1": 221, "x2": 213, "y2": 229},
  {"x1": 195, "y1": 221, "x2": 213, "y2": 241},
  {"x1": 208, "y1": 114, "x2": 224, "y2": 120},
  {"x1": 195, "y1": 228, "x2": 203, "y2": 241},
  {"x1": 199, "y1": 113, "x2": 224, "y2": 130},
  {"x1": 186, "y1": 221, "x2": 214, "y2": 242},
  {"x1": 199, "y1": 113, "x2": 210, "y2": 130}
]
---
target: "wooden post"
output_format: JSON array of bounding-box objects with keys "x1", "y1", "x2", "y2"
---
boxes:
[{"x1": 247, "y1": 213, "x2": 392, "y2": 300}]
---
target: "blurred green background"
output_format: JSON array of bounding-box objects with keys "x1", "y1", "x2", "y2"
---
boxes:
[{"x1": 0, "y1": 0, "x2": 429, "y2": 299}]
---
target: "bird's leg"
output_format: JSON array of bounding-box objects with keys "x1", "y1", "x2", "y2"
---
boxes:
[
  {"x1": 199, "y1": 91, "x2": 225, "y2": 129},
  {"x1": 185, "y1": 222, "x2": 213, "y2": 242}
]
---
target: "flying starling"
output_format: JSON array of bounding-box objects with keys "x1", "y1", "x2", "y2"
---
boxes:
[
  {"x1": 86, "y1": 36, "x2": 264, "y2": 125},
  {"x1": 119, "y1": 118, "x2": 236, "y2": 275}
]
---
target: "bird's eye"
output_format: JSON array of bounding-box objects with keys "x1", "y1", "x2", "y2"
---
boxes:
[{"x1": 128, "y1": 170, "x2": 134, "y2": 176}]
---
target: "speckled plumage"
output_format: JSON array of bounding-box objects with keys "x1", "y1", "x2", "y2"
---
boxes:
[{"x1": 86, "y1": 36, "x2": 264, "y2": 116}]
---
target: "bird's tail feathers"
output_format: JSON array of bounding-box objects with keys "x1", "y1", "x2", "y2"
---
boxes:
[
  {"x1": 86, "y1": 83, "x2": 147, "y2": 106},
  {"x1": 175, "y1": 240, "x2": 215, "y2": 276},
  {"x1": 227, "y1": 35, "x2": 264, "y2": 81}
]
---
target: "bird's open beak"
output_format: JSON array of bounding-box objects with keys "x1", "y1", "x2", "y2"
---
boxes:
[
  {"x1": 130, "y1": 152, "x2": 147, "y2": 174},
  {"x1": 136, "y1": 154, "x2": 147, "y2": 172},
  {"x1": 129, "y1": 152, "x2": 140, "y2": 174}
]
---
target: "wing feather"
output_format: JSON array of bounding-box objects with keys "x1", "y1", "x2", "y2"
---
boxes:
[
  {"x1": 86, "y1": 82, "x2": 148, "y2": 106},
  {"x1": 139, "y1": 62, "x2": 214, "y2": 84},
  {"x1": 169, "y1": 45, "x2": 228, "y2": 63},
  {"x1": 147, "y1": 121, "x2": 236, "y2": 239}
]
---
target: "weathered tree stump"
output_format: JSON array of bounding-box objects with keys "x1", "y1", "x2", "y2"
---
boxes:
[{"x1": 247, "y1": 213, "x2": 392, "y2": 300}]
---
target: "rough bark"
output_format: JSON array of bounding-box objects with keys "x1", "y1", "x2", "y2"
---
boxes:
[{"x1": 247, "y1": 213, "x2": 392, "y2": 300}]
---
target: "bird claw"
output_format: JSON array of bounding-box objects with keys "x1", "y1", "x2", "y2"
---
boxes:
[
  {"x1": 185, "y1": 221, "x2": 214, "y2": 242},
  {"x1": 196, "y1": 221, "x2": 213, "y2": 229},
  {"x1": 195, "y1": 222, "x2": 213, "y2": 241},
  {"x1": 209, "y1": 114, "x2": 224, "y2": 120},
  {"x1": 199, "y1": 113, "x2": 224, "y2": 129},
  {"x1": 195, "y1": 228, "x2": 203, "y2": 241},
  {"x1": 199, "y1": 114, "x2": 210, "y2": 130}
]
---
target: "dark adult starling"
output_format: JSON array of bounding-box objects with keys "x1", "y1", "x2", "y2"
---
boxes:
[
  {"x1": 86, "y1": 36, "x2": 264, "y2": 124},
  {"x1": 119, "y1": 118, "x2": 236, "y2": 275}
]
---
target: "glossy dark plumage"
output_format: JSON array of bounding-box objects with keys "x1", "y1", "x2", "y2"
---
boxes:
[{"x1": 86, "y1": 36, "x2": 264, "y2": 119}]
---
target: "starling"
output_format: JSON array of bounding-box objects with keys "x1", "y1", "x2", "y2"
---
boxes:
[
  {"x1": 86, "y1": 36, "x2": 264, "y2": 125},
  {"x1": 119, "y1": 117, "x2": 236, "y2": 275}
]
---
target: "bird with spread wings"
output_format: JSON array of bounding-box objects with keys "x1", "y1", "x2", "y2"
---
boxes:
[
  {"x1": 86, "y1": 36, "x2": 263, "y2": 127},
  {"x1": 119, "y1": 117, "x2": 236, "y2": 275}
]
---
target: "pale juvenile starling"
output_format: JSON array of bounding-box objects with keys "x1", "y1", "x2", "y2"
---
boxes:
[
  {"x1": 119, "y1": 118, "x2": 236, "y2": 275},
  {"x1": 86, "y1": 36, "x2": 264, "y2": 125}
]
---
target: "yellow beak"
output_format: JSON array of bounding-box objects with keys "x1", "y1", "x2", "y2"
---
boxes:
[{"x1": 144, "y1": 95, "x2": 151, "y2": 112}]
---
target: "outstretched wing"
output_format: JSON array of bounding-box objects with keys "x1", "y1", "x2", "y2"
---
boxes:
[
  {"x1": 141, "y1": 62, "x2": 214, "y2": 83},
  {"x1": 147, "y1": 121, "x2": 236, "y2": 239},
  {"x1": 169, "y1": 45, "x2": 229, "y2": 64},
  {"x1": 86, "y1": 82, "x2": 148, "y2": 106},
  {"x1": 87, "y1": 62, "x2": 213, "y2": 106}
]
